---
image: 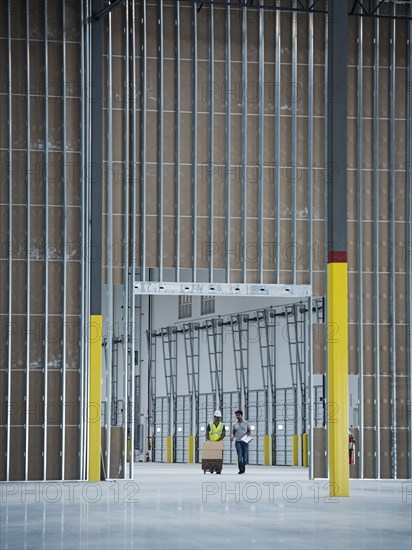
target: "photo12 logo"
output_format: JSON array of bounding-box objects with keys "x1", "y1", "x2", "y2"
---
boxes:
[
  {"x1": 202, "y1": 481, "x2": 339, "y2": 504},
  {"x1": 1, "y1": 482, "x2": 140, "y2": 504}
]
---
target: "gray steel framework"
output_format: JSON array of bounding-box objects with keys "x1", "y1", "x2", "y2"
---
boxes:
[
  {"x1": 206, "y1": 318, "x2": 224, "y2": 409},
  {"x1": 231, "y1": 314, "x2": 250, "y2": 416},
  {"x1": 257, "y1": 308, "x2": 277, "y2": 434},
  {"x1": 183, "y1": 322, "x2": 200, "y2": 440},
  {"x1": 284, "y1": 304, "x2": 307, "y2": 435},
  {"x1": 161, "y1": 327, "x2": 178, "y2": 444},
  {"x1": 147, "y1": 302, "x2": 312, "y2": 465}
]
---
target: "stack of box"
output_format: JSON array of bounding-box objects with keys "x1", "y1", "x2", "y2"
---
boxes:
[{"x1": 201, "y1": 440, "x2": 223, "y2": 474}]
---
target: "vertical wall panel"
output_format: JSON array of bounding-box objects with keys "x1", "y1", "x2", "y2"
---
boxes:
[{"x1": 0, "y1": 0, "x2": 84, "y2": 481}]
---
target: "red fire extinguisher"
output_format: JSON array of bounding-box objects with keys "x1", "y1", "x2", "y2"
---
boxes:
[{"x1": 349, "y1": 431, "x2": 356, "y2": 465}]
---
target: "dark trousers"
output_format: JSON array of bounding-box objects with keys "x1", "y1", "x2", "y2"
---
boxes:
[{"x1": 235, "y1": 441, "x2": 249, "y2": 472}]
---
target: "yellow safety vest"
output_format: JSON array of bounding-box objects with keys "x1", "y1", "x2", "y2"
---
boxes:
[{"x1": 209, "y1": 421, "x2": 224, "y2": 441}]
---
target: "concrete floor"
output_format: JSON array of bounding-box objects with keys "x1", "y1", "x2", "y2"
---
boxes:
[{"x1": 1, "y1": 463, "x2": 411, "y2": 549}]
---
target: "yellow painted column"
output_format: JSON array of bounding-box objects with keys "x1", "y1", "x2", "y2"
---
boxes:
[
  {"x1": 166, "y1": 436, "x2": 174, "y2": 463},
  {"x1": 264, "y1": 435, "x2": 272, "y2": 465},
  {"x1": 188, "y1": 436, "x2": 195, "y2": 463},
  {"x1": 292, "y1": 435, "x2": 299, "y2": 466},
  {"x1": 88, "y1": 315, "x2": 103, "y2": 481},
  {"x1": 302, "y1": 433, "x2": 308, "y2": 467},
  {"x1": 328, "y1": 261, "x2": 349, "y2": 496}
]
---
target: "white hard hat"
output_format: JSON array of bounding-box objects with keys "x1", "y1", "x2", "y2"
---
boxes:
[{"x1": 214, "y1": 410, "x2": 222, "y2": 417}]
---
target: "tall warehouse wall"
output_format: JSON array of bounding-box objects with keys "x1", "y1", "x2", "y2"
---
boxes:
[
  {"x1": 0, "y1": 0, "x2": 411, "y2": 480},
  {"x1": 0, "y1": 0, "x2": 86, "y2": 480}
]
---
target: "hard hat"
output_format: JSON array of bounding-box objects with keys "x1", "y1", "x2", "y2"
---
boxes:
[{"x1": 214, "y1": 410, "x2": 222, "y2": 417}]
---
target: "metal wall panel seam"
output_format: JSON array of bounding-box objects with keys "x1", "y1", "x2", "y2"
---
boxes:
[
  {"x1": 85, "y1": 0, "x2": 92, "y2": 480},
  {"x1": 158, "y1": 1, "x2": 164, "y2": 282},
  {"x1": 241, "y1": 6, "x2": 247, "y2": 283},
  {"x1": 140, "y1": 0, "x2": 147, "y2": 282},
  {"x1": 308, "y1": 11, "x2": 314, "y2": 480},
  {"x1": 389, "y1": 9, "x2": 397, "y2": 479},
  {"x1": 308, "y1": 12, "x2": 314, "y2": 288},
  {"x1": 275, "y1": 2, "x2": 281, "y2": 284},
  {"x1": 79, "y1": 0, "x2": 84, "y2": 482},
  {"x1": 106, "y1": 11, "x2": 114, "y2": 479},
  {"x1": 6, "y1": 0, "x2": 12, "y2": 482},
  {"x1": 408, "y1": 3, "x2": 412, "y2": 481},
  {"x1": 291, "y1": 4, "x2": 297, "y2": 285},
  {"x1": 373, "y1": 16, "x2": 381, "y2": 479},
  {"x1": 323, "y1": 11, "x2": 329, "y2": 480},
  {"x1": 79, "y1": 0, "x2": 90, "y2": 482},
  {"x1": 209, "y1": 5, "x2": 215, "y2": 283},
  {"x1": 129, "y1": 0, "x2": 137, "y2": 480},
  {"x1": 357, "y1": 15, "x2": 364, "y2": 480},
  {"x1": 258, "y1": 3, "x2": 264, "y2": 284},
  {"x1": 225, "y1": 3, "x2": 231, "y2": 284},
  {"x1": 175, "y1": 1, "x2": 181, "y2": 283},
  {"x1": 191, "y1": 4, "x2": 198, "y2": 283},
  {"x1": 62, "y1": 0, "x2": 69, "y2": 481},
  {"x1": 123, "y1": 0, "x2": 130, "y2": 480},
  {"x1": 25, "y1": 0, "x2": 31, "y2": 482},
  {"x1": 43, "y1": 0, "x2": 49, "y2": 481}
]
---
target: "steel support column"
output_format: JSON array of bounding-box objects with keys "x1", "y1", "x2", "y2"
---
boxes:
[
  {"x1": 327, "y1": 0, "x2": 349, "y2": 497},
  {"x1": 356, "y1": 14, "x2": 364, "y2": 479},
  {"x1": 389, "y1": 5, "x2": 397, "y2": 479},
  {"x1": 89, "y1": 0, "x2": 104, "y2": 481}
]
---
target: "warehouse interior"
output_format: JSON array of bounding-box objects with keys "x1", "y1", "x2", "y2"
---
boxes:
[{"x1": 1, "y1": 0, "x2": 412, "y2": 548}]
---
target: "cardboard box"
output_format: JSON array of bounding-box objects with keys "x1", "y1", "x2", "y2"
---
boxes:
[{"x1": 202, "y1": 441, "x2": 223, "y2": 460}]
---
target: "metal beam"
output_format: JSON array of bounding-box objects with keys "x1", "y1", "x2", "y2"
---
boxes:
[
  {"x1": 158, "y1": 1, "x2": 164, "y2": 282},
  {"x1": 373, "y1": 15, "x2": 381, "y2": 479},
  {"x1": 6, "y1": 0, "x2": 12, "y2": 483},
  {"x1": 191, "y1": 4, "x2": 198, "y2": 283},
  {"x1": 134, "y1": 282, "x2": 311, "y2": 297},
  {"x1": 175, "y1": 1, "x2": 181, "y2": 282},
  {"x1": 389, "y1": 6, "x2": 397, "y2": 479},
  {"x1": 90, "y1": 0, "x2": 103, "y2": 316},
  {"x1": 225, "y1": 2, "x2": 231, "y2": 283},
  {"x1": 44, "y1": 0, "x2": 50, "y2": 482},
  {"x1": 25, "y1": 0, "x2": 31, "y2": 482},
  {"x1": 241, "y1": 5, "x2": 247, "y2": 282},
  {"x1": 208, "y1": 4, "x2": 215, "y2": 283},
  {"x1": 92, "y1": 0, "x2": 126, "y2": 21},
  {"x1": 356, "y1": 13, "x2": 364, "y2": 480}
]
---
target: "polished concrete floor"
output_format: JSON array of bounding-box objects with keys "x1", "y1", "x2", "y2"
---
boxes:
[{"x1": 1, "y1": 463, "x2": 411, "y2": 549}]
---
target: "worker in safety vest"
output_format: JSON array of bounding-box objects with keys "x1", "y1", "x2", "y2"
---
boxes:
[{"x1": 206, "y1": 410, "x2": 226, "y2": 441}]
